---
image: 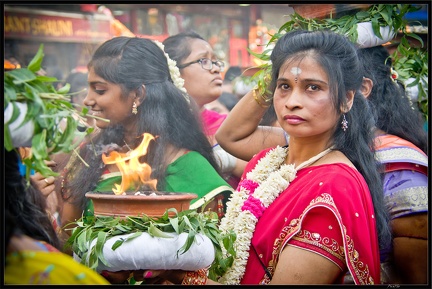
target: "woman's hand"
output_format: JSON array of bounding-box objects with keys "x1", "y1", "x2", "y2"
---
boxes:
[{"x1": 30, "y1": 160, "x2": 58, "y2": 214}]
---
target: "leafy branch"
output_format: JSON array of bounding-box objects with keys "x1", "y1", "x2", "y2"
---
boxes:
[
  {"x1": 4, "y1": 44, "x2": 109, "y2": 181},
  {"x1": 249, "y1": 4, "x2": 427, "y2": 121},
  {"x1": 65, "y1": 207, "x2": 236, "y2": 281}
]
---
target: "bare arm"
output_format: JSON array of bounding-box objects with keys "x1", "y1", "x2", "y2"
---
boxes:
[
  {"x1": 271, "y1": 245, "x2": 342, "y2": 284},
  {"x1": 215, "y1": 89, "x2": 286, "y2": 161}
]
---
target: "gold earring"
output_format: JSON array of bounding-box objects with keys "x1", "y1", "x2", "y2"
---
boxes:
[{"x1": 132, "y1": 102, "x2": 138, "y2": 114}]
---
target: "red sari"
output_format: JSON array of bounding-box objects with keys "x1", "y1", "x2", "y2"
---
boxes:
[{"x1": 240, "y1": 149, "x2": 381, "y2": 285}]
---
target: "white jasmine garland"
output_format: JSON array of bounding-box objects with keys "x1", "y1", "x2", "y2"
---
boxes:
[
  {"x1": 218, "y1": 145, "x2": 333, "y2": 284},
  {"x1": 218, "y1": 146, "x2": 292, "y2": 284},
  {"x1": 153, "y1": 40, "x2": 190, "y2": 104}
]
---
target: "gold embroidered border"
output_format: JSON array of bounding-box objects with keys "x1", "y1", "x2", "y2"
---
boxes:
[
  {"x1": 291, "y1": 229, "x2": 345, "y2": 264},
  {"x1": 261, "y1": 193, "x2": 375, "y2": 285}
]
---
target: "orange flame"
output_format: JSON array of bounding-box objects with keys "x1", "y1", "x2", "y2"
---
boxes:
[{"x1": 101, "y1": 133, "x2": 157, "y2": 195}]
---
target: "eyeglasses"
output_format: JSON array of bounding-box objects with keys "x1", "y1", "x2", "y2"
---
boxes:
[{"x1": 178, "y1": 58, "x2": 225, "y2": 72}]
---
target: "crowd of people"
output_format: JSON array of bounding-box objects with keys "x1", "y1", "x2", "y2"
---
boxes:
[{"x1": 4, "y1": 22, "x2": 428, "y2": 286}]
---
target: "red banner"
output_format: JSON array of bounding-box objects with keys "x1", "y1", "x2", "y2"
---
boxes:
[{"x1": 4, "y1": 8, "x2": 112, "y2": 43}]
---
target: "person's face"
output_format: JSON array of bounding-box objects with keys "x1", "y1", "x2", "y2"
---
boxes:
[
  {"x1": 273, "y1": 56, "x2": 339, "y2": 142},
  {"x1": 84, "y1": 67, "x2": 136, "y2": 130},
  {"x1": 179, "y1": 38, "x2": 223, "y2": 108}
]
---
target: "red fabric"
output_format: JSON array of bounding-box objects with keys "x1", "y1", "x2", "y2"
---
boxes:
[
  {"x1": 384, "y1": 162, "x2": 428, "y2": 175},
  {"x1": 288, "y1": 206, "x2": 347, "y2": 272},
  {"x1": 240, "y1": 148, "x2": 381, "y2": 285}
]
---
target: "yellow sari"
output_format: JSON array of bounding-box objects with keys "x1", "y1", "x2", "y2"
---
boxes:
[{"x1": 5, "y1": 250, "x2": 109, "y2": 285}]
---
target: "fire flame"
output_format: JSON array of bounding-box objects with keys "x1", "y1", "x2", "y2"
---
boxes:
[{"x1": 101, "y1": 133, "x2": 157, "y2": 195}]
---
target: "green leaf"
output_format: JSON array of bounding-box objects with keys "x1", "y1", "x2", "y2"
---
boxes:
[
  {"x1": 27, "y1": 44, "x2": 44, "y2": 72},
  {"x1": 57, "y1": 82, "x2": 71, "y2": 94},
  {"x1": 111, "y1": 238, "x2": 125, "y2": 251},
  {"x1": 95, "y1": 231, "x2": 108, "y2": 266},
  {"x1": 7, "y1": 68, "x2": 37, "y2": 85},
  {"x1": 3, "y1": 125, "x2": 14, "y2": 151},
  {"x1": 148, "y1": 222, "x2": 174, "y2": 238},
  {"x1": 169, "y1": 216, "x2": 180, "y2": 234},
  {"x1": 177, "y1": 230, "x2": 196, "y2": 256},
  {"x1": 123, "y1": 231, "x2": 142, "y2": 242}
]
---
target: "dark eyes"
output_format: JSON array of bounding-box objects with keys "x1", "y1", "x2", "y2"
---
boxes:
[
  {"x1": 277, "y1": 83, "x2": 320, "y2": 91},
  {"x1": 308, "y1": 84, "x2": 319, "y2": 91}
]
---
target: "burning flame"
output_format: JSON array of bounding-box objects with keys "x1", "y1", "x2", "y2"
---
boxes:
[{"x1": 102, "y1": 133, "x2": 157, "y2": 195}]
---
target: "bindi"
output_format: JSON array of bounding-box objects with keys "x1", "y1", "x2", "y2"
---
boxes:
[{"x1": 290, "y1": 67, "x2": 302, "y2": 83}]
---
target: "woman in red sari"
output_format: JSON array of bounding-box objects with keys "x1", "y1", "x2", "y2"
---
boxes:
[{"x1": 132, "y1": 30, "x2": 391, "y2": 285}]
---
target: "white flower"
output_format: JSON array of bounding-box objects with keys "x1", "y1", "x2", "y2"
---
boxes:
[{"x1": 153, "y1": 40, "x2": 190, "y2": 103}]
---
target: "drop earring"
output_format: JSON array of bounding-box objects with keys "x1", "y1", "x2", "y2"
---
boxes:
[
  {"x1": 132, "y1": 102, "x2": 138, "y2": 114},
  {"x1": 341, "y1": 114, "x2": 348, "y2": 132}
]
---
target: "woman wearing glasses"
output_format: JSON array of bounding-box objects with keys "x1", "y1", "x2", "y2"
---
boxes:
[{"x1": 164, "y1": 32, "x2": 247, "y2": 197}]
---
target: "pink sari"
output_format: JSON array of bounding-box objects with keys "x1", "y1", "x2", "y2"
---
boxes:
[
  {"x1": 240, "y1": 148, "x2": 381, "y2": 285},
  {"x1": 201, "y1": 108, "x2": 227, "y2": 138},
  {"x1": 201, "y1": 108, "x2": 240, "y2": 188}
]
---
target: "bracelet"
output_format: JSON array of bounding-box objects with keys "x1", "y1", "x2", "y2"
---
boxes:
[
  {"x1": 181, "y1": 269, "x2": 208, "y2": 285},
  {"x1": 252, "y1": 86, "x2": 271, "y2": 108}
]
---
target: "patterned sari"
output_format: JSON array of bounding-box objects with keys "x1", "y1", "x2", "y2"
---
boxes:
[
  {"x1": 240, "y1": 149, "x2": 381, "y2": 285},
  {"x1": 5, "y1": 240, "x2": 109, "y2": 285},
  {"x1": 374, "y1": 134, "x2": 428, "y2": 219},
  {"x1": 374, "y1": 134, "x2": 428, "y2": 284}
]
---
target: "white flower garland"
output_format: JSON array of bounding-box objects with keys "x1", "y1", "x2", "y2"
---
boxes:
[
  {"x1": 153, "y1": 40, "x2": 190, "y2": 104},
  {"x1": 218, "y1": 145, "x2": 333, "y2": 284}
]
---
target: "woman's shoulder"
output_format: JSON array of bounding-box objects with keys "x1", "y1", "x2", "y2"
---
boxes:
[
  {"x1": 168, "y1": 151, "x2": 219, "y2": 174},
  {"x1": 374, "y1": 134, "x2": 428, "y2": 167},
  {"x1": 375, "y1": 134, "x2": 427, "y2": 155},
  {"x1": 299, "y1": 163, "x2": 369, "y2": 192}
]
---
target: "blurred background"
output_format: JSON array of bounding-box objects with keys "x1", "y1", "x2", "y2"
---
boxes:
[{"x1": 4, "y1": 3, "x2": 428, "y2": 80}]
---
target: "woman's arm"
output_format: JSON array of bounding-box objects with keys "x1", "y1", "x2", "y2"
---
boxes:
[
  {"x1": 215, "y1": 89, "x2": 286, "y2": 161},
  {"x1": 271, "y1": 245, "x2": 341, "y2": 284}
]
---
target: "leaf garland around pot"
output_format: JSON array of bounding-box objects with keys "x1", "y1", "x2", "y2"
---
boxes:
[
  {"x1": 65, "y1": 204, "x2": 237, "y2": 281},
  {"x1": 4, "y1": 44, "x2": 109, "y2": 181}
]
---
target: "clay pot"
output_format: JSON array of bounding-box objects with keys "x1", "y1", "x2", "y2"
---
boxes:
[{"x1": 86, "y1": 191, "x2": 198, "y2": 218}]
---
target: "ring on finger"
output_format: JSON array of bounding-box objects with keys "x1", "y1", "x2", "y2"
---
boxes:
[{"x1": 44, "y1": 178, "x2": 50, "y2": 185}]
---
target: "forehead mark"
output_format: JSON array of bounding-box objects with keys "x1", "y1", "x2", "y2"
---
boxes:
[{"x1": 290, "y1": 67, "x2": 302, "y2": 76}]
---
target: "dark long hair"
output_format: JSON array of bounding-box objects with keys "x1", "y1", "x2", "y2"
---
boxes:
[
  {"x1": 5, "y1": 149, "x2": 60, "y2": 250},
  {"x1": 357, "y1": 45, "x2": 428, "y2": 153},
  {"x1": 62, "y1": 37, "x2": 220, "y2": 211},
  {"x1": 270, "y1": 30, "x2": 392, "y2": 252}
]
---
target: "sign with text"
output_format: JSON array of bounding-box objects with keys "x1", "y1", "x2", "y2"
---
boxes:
[{"x1": 4, "y1": 9, "x2": 111, "y2": 43}]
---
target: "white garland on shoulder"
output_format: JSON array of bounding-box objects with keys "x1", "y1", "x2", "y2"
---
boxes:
[
  {"x1": 152, "y1": 40, "x2": 190, "y2": 104},
  {"x1": 218, "y1": 145, "x2": 333, "y2": 284}
]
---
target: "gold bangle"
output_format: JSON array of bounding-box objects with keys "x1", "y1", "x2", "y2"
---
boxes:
[
  {"x1": 181, "y1": 269, "x2": 208, "y2": 285},
  {"x1": 252, "y1": 86, "x2": 271, "y2": 108}
]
